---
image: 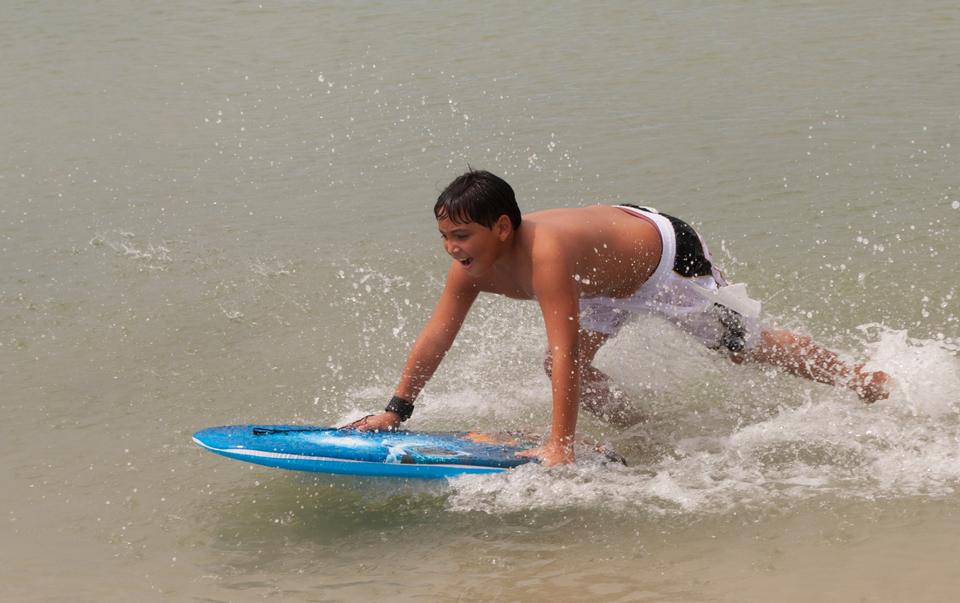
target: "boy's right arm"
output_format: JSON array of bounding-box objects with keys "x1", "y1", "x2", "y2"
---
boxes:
[{"x1": 345, "y1": 263, "x2": 479, "y2": 431}]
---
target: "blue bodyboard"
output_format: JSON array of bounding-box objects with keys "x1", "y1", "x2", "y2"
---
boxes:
[{"x1": 193, "y1": 425, "x2": 538, "y2": 479}]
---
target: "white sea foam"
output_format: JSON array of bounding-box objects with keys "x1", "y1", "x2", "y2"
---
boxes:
[
  {"x1": 446, "y1": 325, "x2": 960, "y2": 515},
  {"x1": 89, "y1": 230, "x2": 174, "y2": 270}
]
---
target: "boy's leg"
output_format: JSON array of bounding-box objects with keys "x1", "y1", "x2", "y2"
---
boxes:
[
  {"x1": 544, "y1": 330, "x2": 644, "y2": 425},
  {"x1": 734, "y1": 328, "x2": 890, "y2": 402}
]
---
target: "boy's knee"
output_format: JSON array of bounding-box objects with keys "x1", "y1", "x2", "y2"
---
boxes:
[{"x1": 761, "y1": 329, "x2": 810, "y2": 350}]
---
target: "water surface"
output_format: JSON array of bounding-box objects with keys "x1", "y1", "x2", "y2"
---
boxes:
[{"x1": 2, "y1": 1, "x2": 959, "y2": 601}]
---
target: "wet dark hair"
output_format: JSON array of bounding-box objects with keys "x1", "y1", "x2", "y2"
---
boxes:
[{"x1": 434, "y1": 170, "x2": 521, "y2": 229}]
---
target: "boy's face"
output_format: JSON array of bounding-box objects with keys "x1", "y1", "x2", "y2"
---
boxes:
[{"x1": 437, "y1": 214, "x2": 511, "y2": 275}]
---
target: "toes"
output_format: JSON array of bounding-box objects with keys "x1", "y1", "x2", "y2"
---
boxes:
[{"x1": 853, "y1": 368, "x2": 890, "y2": 403}]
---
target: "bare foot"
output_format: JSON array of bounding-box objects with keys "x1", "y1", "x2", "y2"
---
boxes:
[{"x1": 848, "y1": 363, "x2": 891, "y2": 403}]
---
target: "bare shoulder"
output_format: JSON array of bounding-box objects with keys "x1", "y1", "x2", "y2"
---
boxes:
[
  {"x1": 522, "y1": 205, "x2": 661, "y2": 298},
  {"x1": 521, "y1": 221, "x2": 573, "y2": 267},
  {"x1": 523, "y1": 205, "x2": 621, "y2": 258},
  {"x1": 525, "y1": 205, "x2": 616, "y2": 224},
  {"x1": 525, "y1": 205, "x2": 626, "y2": 237}
]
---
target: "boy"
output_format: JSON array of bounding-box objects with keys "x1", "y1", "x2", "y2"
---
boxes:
[{"x1": 348, "y1": 170, "x2": 889, "y2": 465}]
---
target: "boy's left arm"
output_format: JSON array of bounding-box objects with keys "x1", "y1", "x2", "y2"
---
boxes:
[{"x1": 527, "y1": 254, "x2": 581, "y2": 465}]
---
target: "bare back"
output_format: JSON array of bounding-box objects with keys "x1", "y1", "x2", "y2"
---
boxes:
[{"x1": 469, "y1": 205, "x2": 663, "y2": 300}]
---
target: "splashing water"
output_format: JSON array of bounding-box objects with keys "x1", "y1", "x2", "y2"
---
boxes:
[{"x1": 444, "y1": 325, "x2": 959, "y2": 516}]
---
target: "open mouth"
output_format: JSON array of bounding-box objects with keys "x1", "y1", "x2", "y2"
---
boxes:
[{"x1": 458, "y1": 258, "x2": 473, "y2": 268}]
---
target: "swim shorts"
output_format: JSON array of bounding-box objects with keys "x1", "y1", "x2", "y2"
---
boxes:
[{"x1": 578, "y1": 205, "x2": 761, "y2": 353}]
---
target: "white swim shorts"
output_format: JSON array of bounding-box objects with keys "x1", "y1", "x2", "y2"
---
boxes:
[{"x1": 578, "y1": 205, "x2": 761, "y2": 352}]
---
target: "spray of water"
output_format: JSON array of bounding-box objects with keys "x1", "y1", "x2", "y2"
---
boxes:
[{"x1": 445, "y1": 325, "x2": 959, "y2": 515}]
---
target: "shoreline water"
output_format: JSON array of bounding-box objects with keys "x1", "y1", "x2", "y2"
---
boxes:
[{"x1": 3, "y1": 1, "x2": 959, "y2": 601}]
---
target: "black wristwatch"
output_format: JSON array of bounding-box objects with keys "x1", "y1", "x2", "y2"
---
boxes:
[{"x1": 385, "y1": 396, "x2": 415, "y2": 422}]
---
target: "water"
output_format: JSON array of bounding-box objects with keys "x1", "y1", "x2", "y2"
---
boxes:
[{"x1": 2, "y1": 1, "x2": 959, "y2": 601}]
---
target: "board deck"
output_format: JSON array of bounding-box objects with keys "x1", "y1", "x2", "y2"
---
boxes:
[{"x1": 192, "y1": 424, "x2": 541, "y2": 479}]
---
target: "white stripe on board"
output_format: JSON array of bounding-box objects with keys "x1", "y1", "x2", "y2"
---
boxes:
[{"x1": 192, "y1": 438, "x2": 503, "y2": 471}]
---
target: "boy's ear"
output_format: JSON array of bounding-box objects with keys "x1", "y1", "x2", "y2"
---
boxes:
[{"x1": 495, "y1": 214, "x2": 512, "y2": 240}]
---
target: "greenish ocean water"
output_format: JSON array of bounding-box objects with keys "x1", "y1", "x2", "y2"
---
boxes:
[{"x1": 2, "y1": 2, "x2": 958, "y2": 601}]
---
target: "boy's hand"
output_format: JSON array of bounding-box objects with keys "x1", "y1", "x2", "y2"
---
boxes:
[
  {"x1": 516, "y1": 442, "x2": 575, "y2": 466},
  {"x1": 342, "y1": 411, "x2": 402, "y2": 432}
]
